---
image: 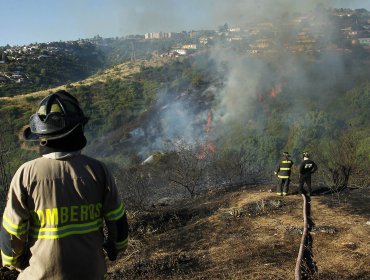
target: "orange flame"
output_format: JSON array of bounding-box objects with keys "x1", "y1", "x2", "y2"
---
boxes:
[
  {"x1": 204, "y1": 111, "x2": 212, "y2": 133},
  {"x1": 196, "y1": 140, "x2": 216, "y2": 160},
  {"x1": 197, "y1": 110, "x2": 216, "y2": 160},
  {"x1": 271, "y1": 86, "x2": 277, "y2": 97}
]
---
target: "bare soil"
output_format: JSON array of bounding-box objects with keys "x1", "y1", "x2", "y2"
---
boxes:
[{"x1": 107, "y1": 184, "x2": 370, "y2": 280}]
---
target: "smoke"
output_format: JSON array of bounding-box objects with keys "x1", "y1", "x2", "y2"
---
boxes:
[
  {"x1": 119, "y1": 0, "x2": 365, "y2": 160},
  {"x1": 206, "y1": 1, "x2": 354, "y2": 128},
  {"x1": 134, "y1": 89, "x2": 207, "y2": 157},
  {"x1": 158, "y1": 99, "x2": 197, "y2": 144},
  {"x1": 187, "y1": 0, "x2": 365, "y2": 157}
]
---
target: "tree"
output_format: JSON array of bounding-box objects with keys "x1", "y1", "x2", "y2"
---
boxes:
[
  {"x1": 116, "y1": 165, "x2": 153, "y2": 210},
  {"x1": 164, "y1": 141, "x2": 208, "y2": 198},
  {"x1": 210, "y1": 146, "x2": 264, "y2": 186},
  {"x1": 317, "y1": 131, "x2": 362, "y2": 192},
  {"x1": 218, "y1": 23, "x2": 229, "y2": 33}
]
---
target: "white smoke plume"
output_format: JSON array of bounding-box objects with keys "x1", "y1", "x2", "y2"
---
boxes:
[{"x1": 122, "y1": 0, "x2": 366, "y2": 159}]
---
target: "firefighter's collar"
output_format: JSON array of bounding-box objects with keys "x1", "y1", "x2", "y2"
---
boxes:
[{"x1": 42, "y1": 150, "x2": 81, "y2": 159}]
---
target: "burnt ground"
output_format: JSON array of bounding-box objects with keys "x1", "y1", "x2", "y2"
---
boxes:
[
  {"x1": 106, "y1": 184, "x2": 370, "y2": 280},
  {"x1": 0, "y1": 184, "x2": 368, "y2": 280}
]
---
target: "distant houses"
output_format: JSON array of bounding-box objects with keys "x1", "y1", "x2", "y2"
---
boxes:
[
  {"x1": 145, "y1": 32, "x2": 173, "y2": 39},
  {"x1": 1, "y1": 7, "x2": 370, "y2": 87},
  {"x1": 358, "y1": 38, "x2": 370, "y2": 46}
]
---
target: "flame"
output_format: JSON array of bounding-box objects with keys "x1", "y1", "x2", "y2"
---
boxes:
[
  {"x1": 271, "y1": 86, "x2": 277, "y2": 97},
  {"x1": 204, "y1": 111, "x2": 212, "y2": 133},
  {"x1": 271, "y1": 80, "x2": 285, "y2": 98},
  {"x1": 196, "y1": 140, "x2": 216, "y2": 160},
  {"x1": 197, "y1": 110, "x2": 216, "y2": 160}
]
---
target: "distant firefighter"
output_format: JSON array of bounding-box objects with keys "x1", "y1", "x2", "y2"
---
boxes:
[
  {"x1": 298, "y1": 152, "x2": 318, "y2": 196},
  {"x1": 274, "y1": 152, "x2": 293, "y2": 196}
]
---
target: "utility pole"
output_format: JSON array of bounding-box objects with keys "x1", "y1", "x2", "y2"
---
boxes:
[{"x1": 131, "y1": 41, "x2": 136, "y2": 62}]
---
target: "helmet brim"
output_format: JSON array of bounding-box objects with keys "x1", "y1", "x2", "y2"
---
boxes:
[{"x1": 23, "y1": 123, "x2": 83, "y2": 142}]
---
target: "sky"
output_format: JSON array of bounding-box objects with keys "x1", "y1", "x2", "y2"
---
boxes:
[{"x1": 1, "y1": 0, "x2": 370, "y2": 46}]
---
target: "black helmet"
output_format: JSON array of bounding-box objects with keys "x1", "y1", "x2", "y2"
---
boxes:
[
  {"x1": 283, "y1": 151, "x2": 290, "y2": 157},
  {"x1": 303, "y1": 151, "x2": 310, "y2": 158},
  {"x1": 23, "y1": 90, "x2": 88, "y2": 141}
]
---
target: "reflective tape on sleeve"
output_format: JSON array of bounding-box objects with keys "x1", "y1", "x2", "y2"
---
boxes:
[
  {"x1": 115, "y1": 237, "x2": 128, "y2": 250},
  {"x1": 104, "y1": 204, "x2": 125, "y2": 221},
  {"x1": 1, "y1": 250, "x2": 21, "y2": 266},
  {"x1": 2, "y1": 215, "x2": 28, "y2": 237}
]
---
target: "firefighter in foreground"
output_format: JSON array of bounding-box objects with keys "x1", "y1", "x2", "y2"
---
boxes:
[
  {"x1": 298, "y1": 151, "x2": 318, "y2": 196},
  {"x1": 274, "y1": 152, "x2": 293, "y2": 196},
  {"x1": 0, "y1": 90, "x2": 128, "y2": 279}
]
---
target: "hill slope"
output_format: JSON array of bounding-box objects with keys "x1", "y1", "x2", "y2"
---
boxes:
[{"x1": 107, "y1": 184, "x2": 370, "y2": 280}]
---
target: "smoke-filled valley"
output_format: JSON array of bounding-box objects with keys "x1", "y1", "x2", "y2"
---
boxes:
[{"x1": 83, "y1": 43, "x2": 369, "y2": 180}]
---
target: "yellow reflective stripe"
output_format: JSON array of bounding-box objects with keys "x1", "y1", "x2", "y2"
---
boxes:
[
  {"x1": 280, "y1": 168, "x2": 291, "y2": 170},
  {"x1": 1, "y1": 250, "x2": 20, "y2": 265},
  {"x1": 30, "y1": 218, "x2": 103, "y2": 239},
  {"x1": 282, "y1": 160, "x2": 292, "y2": 163},
  {"x1": 115, "y1": 237, "x2": 128, "y2": 250},
  {"x1": 278, "y1": 175, "x2": 290, "y2": 178},
  {"x1": 2, "y1": 215, "x2": 28, "y2": 236},
  {"x1": 105, "y1": 204, "x2": 125, "y2": 221}
]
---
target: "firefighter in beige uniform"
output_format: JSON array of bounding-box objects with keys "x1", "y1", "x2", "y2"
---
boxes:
[{"x1": 0, "y1": 90, "x2": 129, "y2": 280}]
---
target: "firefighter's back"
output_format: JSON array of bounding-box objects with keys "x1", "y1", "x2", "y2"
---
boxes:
[{"x1": 16, "y1": 154, "x2": 108, "y2": 280}]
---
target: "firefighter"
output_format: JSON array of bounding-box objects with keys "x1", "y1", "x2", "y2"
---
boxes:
[
  {"x1": 298, "y1": 151, "x2": 318, "y2": 196},
  {"x1": 0, "y1": 90, "x2": 129, "y2": 280},
  {"x1": 274, "y1": 152, "x2": 293, "y2": 196}
]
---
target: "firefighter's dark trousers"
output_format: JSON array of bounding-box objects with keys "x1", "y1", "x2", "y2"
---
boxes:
[
  {"x1": 299, "y1": 175, "x2": 312, "y2": 194},
  {"x1": 277, "y1": 178, "x2": 290, "y2": 194}
]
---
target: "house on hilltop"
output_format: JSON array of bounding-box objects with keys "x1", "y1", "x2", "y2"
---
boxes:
[
  {"x1": 358, "y1": 38, "x2": 370, "y2": 46},
  {"x1": 144, "y1": 32, "x2": 173, "y2": 39}
]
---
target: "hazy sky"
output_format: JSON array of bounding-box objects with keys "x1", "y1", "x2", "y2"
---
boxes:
[{"x1": 1, "y1": 0, "x2": 369, "y2": 46}]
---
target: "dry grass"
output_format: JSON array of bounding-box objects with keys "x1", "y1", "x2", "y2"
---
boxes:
[
  {"x1": 0, "y1": 57, "x2": 171, "y2": 103},
  {"x1": 107, "y1": 185, "x2": 370, "y2": 280}
]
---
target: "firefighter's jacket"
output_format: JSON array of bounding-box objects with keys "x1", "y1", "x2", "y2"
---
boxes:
[
  {"x1": 299, "y1": 159, "x2": 318, "y2": 177},
  {"x1": 0, "y1": 152, "x2": 128, "y2": 280},
  {"x1": 275, "y1": 158, "x2": 294, "y2": 179}
]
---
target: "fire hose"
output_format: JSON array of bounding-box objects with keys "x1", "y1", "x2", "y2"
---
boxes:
[{"x1": 295, "y1": 194, "x2": 317, "y2": 280}]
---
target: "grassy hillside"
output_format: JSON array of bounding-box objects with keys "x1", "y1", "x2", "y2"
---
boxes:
[
  {"x1": 0, "y1": 42, "x2": 105, "y2": 97},
  {"x1": 1, "y1": 50, "x2": 369, "y2": 188},
  {"x1": 0, "y1": 57, "x2": 172, "y2": 169},
  {"x1": 0, "y1": 43, "x2": 369, "y2": 280}
]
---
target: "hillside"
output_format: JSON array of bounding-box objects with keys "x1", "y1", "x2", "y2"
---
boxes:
[
  {"x1": 0, "y1": 56, "x2": 174, "y2": 171},
  {"x1": 0, "y1": 57, "x2": 170, "y2": 101},
  {"x1": 0, "y1": 6, "x2": 370, "y2": 280},
  {"x1": 106, "y1": 184, "x2": 370, "y2": 280},
  {"x1": 1, "y1": 49, "x2": 369, "y2": 193},
  {"x1": 1, "y1": 184, "x2": 367, "y2": 280},
  {"x1": 0, "y1": 10, "x2": 369, "y2": 280},
  {"x1": 0, "y1": 41, "x2": 106, "y2": 97}
]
